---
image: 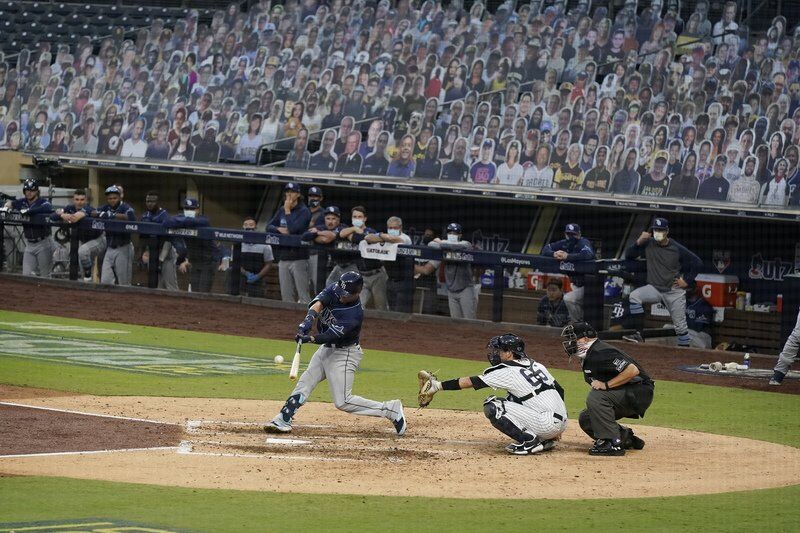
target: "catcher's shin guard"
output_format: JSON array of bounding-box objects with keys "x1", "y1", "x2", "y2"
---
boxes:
[
  {"x1": 483, "y1": 398, "x2": 533, "y2": 443},
  {"x1": 279, "y1": 393, "x2": 305, "y2": 422}
]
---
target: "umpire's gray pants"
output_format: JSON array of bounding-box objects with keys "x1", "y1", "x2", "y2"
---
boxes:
[
  {"x1": 448, "y1": 285, "x2": 477, "y2": 319},
  {"x1": 158, "y1": 241, "x2": 178, "y2": 291},
  {"x1": 101, "y1": 243, "x2": 133, "y2": 285},
  {"x1": 78, "y1": 235, "x2": 106, "y2": 274},
  {"x1": 579, "y1": 388, "x2": 640, "y2": 441},
  {"x1": 327, "y1": 262, "x2": 360, "y2": 286},
  {"x1": 22, "y1": 237, "x2": 54, "y2": 277},
  {"x1": 279, "y1": 259, "x2": 310, "y2": 304},
  {"x1": 629, "y1": 284, "x2": 689, "y2": 341},
  {"x1": 564, "y1": 286, "x2": 584, "y2": 322},
  {"x1": 291, "y1": 344, "x2": 401, "y2": 420},
  {"x1": 775, "y1": 309, "x2": 800, "y2": 375},
  {"x1": 360, "y1": 268, "x2": 388, "y2": 311}
]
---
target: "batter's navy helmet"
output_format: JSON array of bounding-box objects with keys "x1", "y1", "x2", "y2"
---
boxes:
[
  {"x1": 334, "y1": 271, "x2": 363, "y2": 298},
  {"x1": 486, "y1": 333, "x2": 527, "y2": 366},
  {"x1": 22, "y1": 179, "x2": 39, "y2": 192},
  {"x1": 104, "y1": 185, "x2": 121, "y2": 195}
]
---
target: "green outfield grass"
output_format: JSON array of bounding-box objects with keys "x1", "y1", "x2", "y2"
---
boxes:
[
  {"x1": 1, "y1": 476, "x2": 798, "y2": 532},
  {"x1": 1, "y1": 309, "x2": 799, "y2": 532}
]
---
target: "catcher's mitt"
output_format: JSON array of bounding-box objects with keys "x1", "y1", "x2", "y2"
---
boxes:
[{"x1": 418, "y1": 370, "x2": 441, "y2": 408}]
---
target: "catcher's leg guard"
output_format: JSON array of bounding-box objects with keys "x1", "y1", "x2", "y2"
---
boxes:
[
  {"x1": 278, "y1": 393, "x2": 305, "y2": 422},
  {"x1": 483, "y1": 398, "x2": 532, "y2": 443}
]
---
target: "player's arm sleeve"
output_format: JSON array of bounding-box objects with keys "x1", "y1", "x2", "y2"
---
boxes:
[
  {"x1": 566, "y1": 239, "x2": 595, "y2": 261},
  {"x1": 677, "y1": 243, "x2": 703, "y2": 287},
  {"x1": 625, "y1": 240, "x2": 646, "y2": 259},
  {"x1": 125, "y1": 207, "x2": 136, "y2": 221},
  {"x1": 26, "y1": 200, "x2": 54, "y2": 215},
  {"x1": 469, "y1": 376, "x2": 488, "y2": 389},
  {"x1": 286, "y1": 208, "x2": 312, "y2": 235},
  {"x1": 541, "y1": 241, "x2": 557, "y2": 256},
  {"x1": 266, "y1": 210, "x2": 281, "y2": 232}
]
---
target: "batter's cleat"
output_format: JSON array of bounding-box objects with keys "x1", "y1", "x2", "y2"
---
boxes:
[
  {"x1": 622, "y1": 331, "x2": 644, "y2": 343},
  {"x1": 390, "y1": 400, "x2": 407, "y2": 436},
  {"x1": 264, "y1": 415, "x2": 292, "y2": 434},
  {"x1": 589, "y1": 438, "x2": 625, "y2": 456},
  {"x1": 769, "y1": 371, "x2": 785, "y2": 386}
]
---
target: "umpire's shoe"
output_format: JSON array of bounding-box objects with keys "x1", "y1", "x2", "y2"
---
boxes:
[
  {"x1": 506, "y1": 437, "x2": 556, "y2": 455},
  {"x1": 264, "y1": 415, "x2": 292, "y2": 434},
  {"x1": 621, "y1": 427, "x2": 646, "y2": 450},
  {"x1": 589, "y1": 438, "x2": 625, "y2": 456}
]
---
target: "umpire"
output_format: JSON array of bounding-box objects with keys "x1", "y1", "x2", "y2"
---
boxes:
[{"x1": 561, "y1": 322, "x2": 654, "y2": 456}]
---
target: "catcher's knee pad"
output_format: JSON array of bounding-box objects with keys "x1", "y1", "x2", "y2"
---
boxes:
[{"x1": 483, "y1": 396, "x2": 503, "y2": 420}]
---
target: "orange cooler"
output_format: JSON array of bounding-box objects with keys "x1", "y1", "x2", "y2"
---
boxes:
[{"x1": 695, "y1": 274, "x2": 739, "y2": 307}]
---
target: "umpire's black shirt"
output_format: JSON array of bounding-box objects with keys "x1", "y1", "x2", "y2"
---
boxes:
[{"x1": 581, "y1": 340, "x2": 652, "y2": 385}]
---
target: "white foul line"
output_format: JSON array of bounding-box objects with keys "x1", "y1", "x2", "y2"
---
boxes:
[
  {"x1": 0, "y1": 401, "x2": 172, "y2": 425},
  {"x1": 0, "y1": 446, "x2": 180, "y2": 459}
]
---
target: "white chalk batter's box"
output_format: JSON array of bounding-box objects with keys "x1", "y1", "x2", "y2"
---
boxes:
[{"x1": 678, "y1": 365, "x2": 800, "y2": 380}]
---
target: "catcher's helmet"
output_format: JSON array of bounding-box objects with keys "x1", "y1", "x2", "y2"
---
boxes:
[
  {"x1": 22, "y1": 179, "x2": 39, "y2": 192},
  {"x1": 334, "y1": 271, "x2": 363, "y2": 298},
  {"x1": 486, "y1": 333, "x2": 526, "y2": 366},
  {"x1": 560, "y1": 322, "x2": 597, "y2": 358}
]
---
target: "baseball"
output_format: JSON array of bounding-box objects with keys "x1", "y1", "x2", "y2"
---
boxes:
[{"x1": 274, "y1": 355, "x2": 284, "y2": 364}]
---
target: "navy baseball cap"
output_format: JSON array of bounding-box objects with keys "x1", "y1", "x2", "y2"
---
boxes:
[
  {"x1": 309, "y1": 186, "x2": 323, "y2": 196},
  {"x1": 284, "y1": 182, "x2": 300, "y2": 192},
  {"x1": 183, "y1": 198, "x2": 200, "y2": 209},
  {"x1": 651, "y1": 217, "x2": 669, "y2": 230},
  {"x1": 565, "y1": 223, "x2": 581, "y2": 234},
  {"x1": 446, "y1": 222, "x2": 462, "y2": 234},
  {"x1": 324, "y1": 206, "x2": 341, "y2": 217},
  {"x1": 104, "y1": 185, "x2": 121, "y2": 195},
  {"x1": 22, "y1": 179, "x2": 39, "y2": 191},
  {"x1": 334, "y1": 271, "x2": 364, "y2": 298}
]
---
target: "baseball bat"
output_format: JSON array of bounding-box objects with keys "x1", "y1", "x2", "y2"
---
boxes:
[{"x1": 289, "y1": 340, "x2": 302, "y2": 380}]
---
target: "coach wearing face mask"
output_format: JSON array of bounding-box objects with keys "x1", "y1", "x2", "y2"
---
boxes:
[
  {"x1": 239, "y1": 216, "x2": 274, "y2": 298},
  {"x1": 364, "y1": 215, "x2": 413, "y2": 313},
  {"x1": 166, "y1": 198, "x2": 217, "y2": 293},
  {"x1": 541, "y1": 223, "x2": 595, "y2": 322},
  {"x1": 623, "y1": 217, "x2": 702, "y2": 347},
  {"x1": 425, "y1": 222, "x2": 477, "y2": 319}
]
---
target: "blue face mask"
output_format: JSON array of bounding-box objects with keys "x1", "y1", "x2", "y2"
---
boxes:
[
  {"x1": 387, "y1": 228, "x2": 400, "y2": 236},
  {"x1": 566, "y1": 234, "x2": 578, "y2": 242}
]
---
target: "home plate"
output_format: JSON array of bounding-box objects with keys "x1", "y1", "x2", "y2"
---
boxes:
[{"x1": 265, "y1": 437, "x2": 311, "y2": 446}]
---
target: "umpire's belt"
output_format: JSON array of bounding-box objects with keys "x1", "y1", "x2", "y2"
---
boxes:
[{"x1": 323, "y1": 342, "x2": 358, "y2": 348}]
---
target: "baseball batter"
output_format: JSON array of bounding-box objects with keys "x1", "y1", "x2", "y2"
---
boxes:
[
  {"x1": 265, "y1": 271, "x2": 407, "y2": 435},
  {"x1": 771, "y1": 308, "x2": 800, "y2": 385},
  {"x1": 418, "y1": 334, "x2": 567, "y2": 455}
]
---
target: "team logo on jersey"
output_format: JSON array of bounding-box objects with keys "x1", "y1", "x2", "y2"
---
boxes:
[{"x1": 713, "y1": 249, "x2": 731, "y2": 274}]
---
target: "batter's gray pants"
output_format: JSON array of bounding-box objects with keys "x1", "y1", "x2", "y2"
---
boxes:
[
  {"x1": 78, "y1": 235, "x2": 106, "y2": 275},
  {"x1": 101, "y1": 243, "x2": 133, "y2": 285},
  {"x1": 279, "y1": 259, "x2": 310, "y2": 304},
  {"x1": 327, "y1": 263, "x2": 359, "y2": 286},
  {"x1": 448, "y1": 285, "x2": 477, "y2": 319},
  {"x1": 22, "y1": 237, "x2": 53, "y2": 277},
  {"x1": 360, "y1": 268, "x2": 388, "y2": 311},
  {"x1": 775, "y1": 309, "x2": 800, "y2": 375},
  {"x1": 564, "y1": 286, "x2": 584, "y2": 322},
  {"x1": 158, "y1": 241, "x2": 178, "y2": 291},
  {"x1": 291, "y1": 344, "x2": 402, "y2": 420},
  {"x1": 629, "y1": 284, "x2": 690, "y2": 344}
]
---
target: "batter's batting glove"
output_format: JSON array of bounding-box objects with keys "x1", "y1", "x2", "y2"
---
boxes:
[{"x1": 295, "y1": 334, "x2": 313, "y2": 344}]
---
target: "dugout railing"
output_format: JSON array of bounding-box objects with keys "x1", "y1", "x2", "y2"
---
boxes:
[{"x1": 2, "y1": 211, "x2": 798, "y2": 348}]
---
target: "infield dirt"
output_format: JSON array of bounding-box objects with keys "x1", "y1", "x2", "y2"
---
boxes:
[{"x1": 2, "y1": 390, "x2": 800, "y2": 500}]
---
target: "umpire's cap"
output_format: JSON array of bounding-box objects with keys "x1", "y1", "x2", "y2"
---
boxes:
[
  {"x1": 22, "y1": 179, "x2": 39, "y2": 192},
  {"x1": 446, "y1": 222, "x2": 462, "y2": 234},
  {"x1": 104, "y1": 185, "x2": 121, "y2": 195},
  {"x1": 651, "y1": 217, "x2": 669, "y2": 230},
  {"x1": 183, "y1": 198, "x2": 200, "y2": 209},
  {"x1": 334, "y1": 271, "x2": 363, "y2": 298}
]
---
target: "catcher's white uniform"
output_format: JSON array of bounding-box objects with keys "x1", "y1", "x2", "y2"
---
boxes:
[{"x1": 481, "y1": 358, "x2": 568, "y2": 441}]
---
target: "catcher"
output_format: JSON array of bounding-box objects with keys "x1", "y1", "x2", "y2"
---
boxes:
[{"x1": 418, "y1": 333, "x2": 567, "y2": 455}]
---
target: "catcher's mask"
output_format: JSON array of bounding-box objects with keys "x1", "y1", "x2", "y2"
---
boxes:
[
  {"x1": 486, "y1": 333, "x2": 526, "y2": 366},
  {"x1": 561, "y1": 322, "x2": 597, "y2": 359}
]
